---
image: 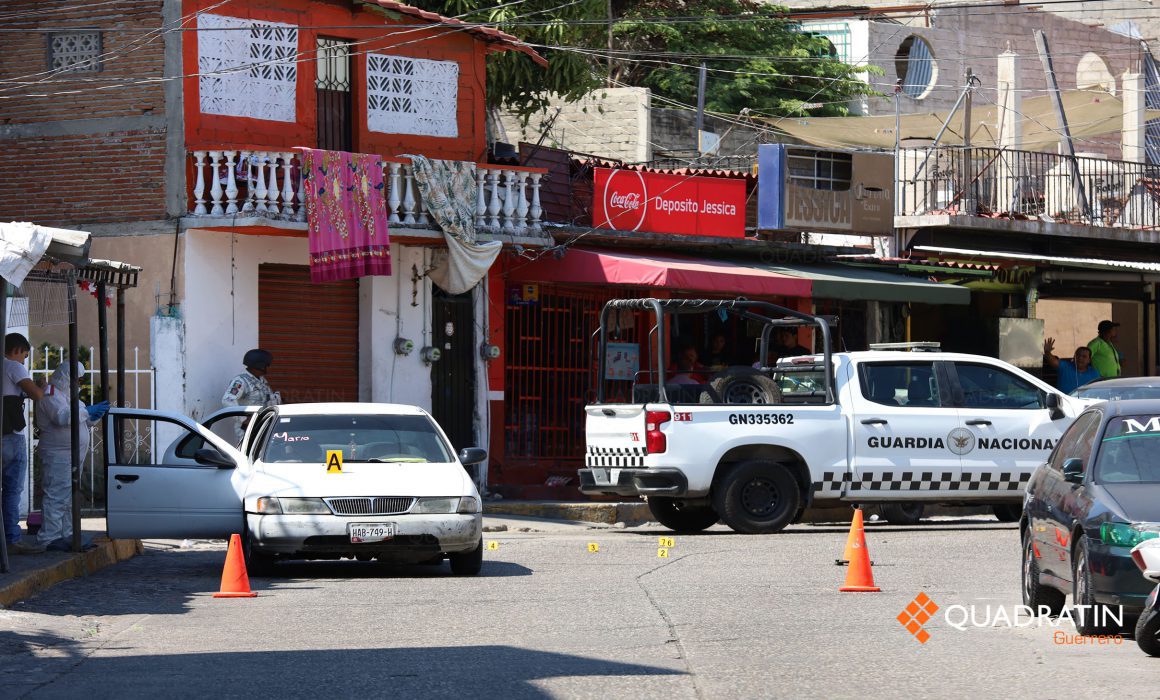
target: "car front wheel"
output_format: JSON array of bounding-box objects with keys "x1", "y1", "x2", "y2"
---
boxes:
[
  {"x1": 449, "y1": 537, "x2": 483, "y2": 576},
  {"x1": 242, "y1": 522, "x2": 275, "y2": 577},
  {"x1": 1136, "y1": 607, "x2": 1160, "y2": 656}
]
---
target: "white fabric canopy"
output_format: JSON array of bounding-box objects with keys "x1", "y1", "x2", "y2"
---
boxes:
[
  {"x1": 768, "y1": 90, "x2": 1160, "y2": 152},
  {"x1": 0, "y1": 222, "x2": 54, "y2": 286}
]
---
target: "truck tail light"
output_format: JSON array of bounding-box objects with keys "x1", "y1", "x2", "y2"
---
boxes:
[{"x1": 646, "y1": 410, "x2": 671, "y2": 454}]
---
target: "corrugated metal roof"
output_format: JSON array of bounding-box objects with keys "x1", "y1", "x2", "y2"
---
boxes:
[
  {"x1": 366, "y1": 1, "x2": 546, "y2": 66},
  {"x1": 913, "y1": 245, "x2": 1160, "y2": 273},
  {"x1": 572, "y1": 155, "x2": 756, "y2": 182}
]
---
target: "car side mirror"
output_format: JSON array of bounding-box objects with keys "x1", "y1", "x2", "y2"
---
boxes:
[
  {"x1": 195, "y1": 447, "x2": 235, "y2": 469},
  {"x1": 1045, "y1": 393, "x2": 1065, "y2": 420},
  {"x1": 458, "y1": 447, "x2": 488, "y2": 465},
  {"x1": 1062, "y1": 457, "x2": 1084, "y2": 484}
]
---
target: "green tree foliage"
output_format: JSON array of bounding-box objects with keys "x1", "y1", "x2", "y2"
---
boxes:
[{"x1": 409, "y1": 0, "x2": 874, "y2": 120}]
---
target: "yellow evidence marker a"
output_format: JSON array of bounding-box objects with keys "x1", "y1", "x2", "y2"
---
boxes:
[
  {"x1": 326, "y1": 450, "x2": 343, "y2": 473},
  {"x1": 657, "y1": 548, "x2": 670, "y2": 558},
  {"x1": 587, "y1": 543, "x2": 600, "y2": 553},
  {"x1": 486, "y1": 541, "x2": 499, "y2": 551},
  {"x1": 658, "y1": 536, "x2": 675, "y2": 547}
]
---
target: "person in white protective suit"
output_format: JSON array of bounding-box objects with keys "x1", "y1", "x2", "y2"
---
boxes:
[{"x1": 35, "y1": 361, "x2": 108, "y2": 550}]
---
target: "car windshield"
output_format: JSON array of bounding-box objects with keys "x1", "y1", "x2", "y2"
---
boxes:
[
  {"x1": 1073, "y1": 384, "x2": 1160, "y2": 401},
  {"x1": 261, "y1": 414, "x2": 453, "y2": 464},
  {"x1": 1094, "y1": 415, "x2": 1160, "y2": 483}
]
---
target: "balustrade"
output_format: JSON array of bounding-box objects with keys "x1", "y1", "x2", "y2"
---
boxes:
[{"x1": 188, "y1": 150, "x2": 546, "y2": 237}]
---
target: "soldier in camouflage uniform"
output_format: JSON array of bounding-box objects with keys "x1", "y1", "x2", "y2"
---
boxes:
[{"x1": 221, "y1": 349, "x2": 279, "y2": 440}]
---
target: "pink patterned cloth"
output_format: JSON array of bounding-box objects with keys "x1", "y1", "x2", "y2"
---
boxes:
[{"x1": 300, "y1": 148, "x2": 392, "y2": 283}]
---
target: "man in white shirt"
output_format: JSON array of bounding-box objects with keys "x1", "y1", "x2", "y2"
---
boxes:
[{"x1": 2, "y1": 333, "x2": 44, "y2": 553}]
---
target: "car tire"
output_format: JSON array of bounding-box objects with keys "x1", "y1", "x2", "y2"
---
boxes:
[
  {"x1": 713, "y1": 461, "x2": 800, "y2": 534},
  {"x1": 879, "y1": 503, "x2": 924, "y2": 525},
  {"x1": 1073, "y1": 538, "x2": 1111, "y2": 634},
  {"x1": 647, "y1": 497, "x2": 718, "y2": 533},
  {"x1": 710, "y1": 368, "x2": 782, "y2": 405},
  {"x1": 242, "y1": 524, "x2": 275, "y2": 578},
  {"x1": 1022, "y1": 529, "x2": 1065, "y2": 616},
  {"x1": 449, "y1": 537, "x2": 483, "y2": 576},
  {"x1": 1136, "y1": 608, "x2": 1160, "y2": 656},
  {"x1": 992, "y1": 504, "x2": 1021, "y2": 522}
]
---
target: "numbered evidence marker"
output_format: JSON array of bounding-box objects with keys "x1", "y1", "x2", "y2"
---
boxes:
[
  {"x1": 657, "y1": 548, "x2": 670, "y2": 558},
  {"x1": 486, "y1": 541, "x2": 500, "y2": 551},
  {"x1": 587, "y1": 543, "x2": 600, "y2": 553},
  {"x1": 657, "y1": 536, "x2": 675, "y2": 547},
  {"x1": 326, "y1": 450, "x2": 343, "y2": 474}
]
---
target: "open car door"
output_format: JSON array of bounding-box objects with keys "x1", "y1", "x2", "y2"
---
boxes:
[{"x1": 105, "y1": 408, "x2": 248, "y2": 540}]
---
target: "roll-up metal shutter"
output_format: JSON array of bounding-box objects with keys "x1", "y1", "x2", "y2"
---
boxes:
[{"x1": 258, "y1": 263, "x2": 359, "y2": 404}]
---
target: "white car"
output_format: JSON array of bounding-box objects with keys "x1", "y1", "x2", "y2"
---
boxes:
[{"x1": 105, "y1": 403, "x2": 486, "y2": 576}]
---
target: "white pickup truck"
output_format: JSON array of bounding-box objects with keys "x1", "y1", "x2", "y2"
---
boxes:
[{"x1": 580, "y1": 298, "x2": 1090, "y2": 534}]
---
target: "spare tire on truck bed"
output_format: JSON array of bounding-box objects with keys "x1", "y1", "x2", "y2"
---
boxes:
[{"x1": 708, "y1": 367, "x2": 782, "y2": 404}]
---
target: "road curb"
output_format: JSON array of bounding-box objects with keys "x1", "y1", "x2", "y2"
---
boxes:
[
  {"x1": 484, "y1": 501, "x2": 996, "y2": 526},
  {"x1": 0, "y1": 538, "x2": 144, "y2": 608}
]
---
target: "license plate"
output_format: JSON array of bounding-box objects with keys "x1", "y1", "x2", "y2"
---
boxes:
[{"x1": 349, "y1": 523, "x2": 395, "y2": 543}]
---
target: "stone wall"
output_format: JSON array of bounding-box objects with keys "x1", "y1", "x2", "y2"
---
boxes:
[{"x1": 497, "y1": 87, "x2": 652, "y2": 163}]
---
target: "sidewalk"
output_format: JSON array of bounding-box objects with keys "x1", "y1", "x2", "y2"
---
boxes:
[{"x1": 0, "y1": 518, "x2": 142, "y2": 608}]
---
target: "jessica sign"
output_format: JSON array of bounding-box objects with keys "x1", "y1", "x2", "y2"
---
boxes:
[{"x1": 592, "y1": 168, "x2": 747, "y2": 238}]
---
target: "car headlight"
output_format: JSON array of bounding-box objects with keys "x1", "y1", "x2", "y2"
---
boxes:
[
  {"x1": 1100, "y1": 522, "x2": 1160, "y2": 547},
  {"x1": 255, "y1": 496, "x2": 283, "y2": 514},
  {"x1": 457, "y1": 496, "x2": 480, "y2": 514},
  {"x1": 414, "y1": 497, "x2": 459, "y2": 514},
  {"x1": 280, "y1": 498, "x2": 331, "y2": 514}
]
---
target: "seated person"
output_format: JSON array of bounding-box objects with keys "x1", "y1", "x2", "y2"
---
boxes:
[
  {"x1": 777, "y1": 327, "x2": 811, "y2": 357},
  {"x1": 703, "y1": 333, "x2": 730, "y2": 371},
  {"x1": 669, "y1": 342, "x2": 708, "y2": 385}
]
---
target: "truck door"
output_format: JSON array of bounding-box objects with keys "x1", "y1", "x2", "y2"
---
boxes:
[
  {"x1": 849, "y1": 360, "x2": 962, "y2": 499},
  {"x1": 946, "y1": 360, "x2": 1065, "y2": 495}
]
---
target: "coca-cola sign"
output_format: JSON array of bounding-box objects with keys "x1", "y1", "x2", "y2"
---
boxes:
[{"x1": 593, "y1": 168, "x2": 746, "y2": 238}]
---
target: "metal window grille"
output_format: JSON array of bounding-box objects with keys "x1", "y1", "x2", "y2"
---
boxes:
[
  {"x1": 802, "y1": 22, "x2": 853, "y2": 64},
  {"x1": 47, "y1": 32, "x2": 102, "y2": 73},
  {"x1": 316, "y1": 38, "x2": 351, "y2": 91},
  {"x1": 787, "y1": 149, "x2": 852, "y2": 191},
  {"x1": 504, "y1": 285, "x2": 648, "y2": 462}
]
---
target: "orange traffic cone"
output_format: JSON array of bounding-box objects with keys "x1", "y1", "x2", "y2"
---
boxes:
[
  {"x1": 835, "y1": 508, "x2": 865, "y2": 566},
  {"x1": 839, "y1": 510, "x2": 881, "y2": 592},
  {"x1": 213, "y1": 533, "x2": 258, "y2": 598}
]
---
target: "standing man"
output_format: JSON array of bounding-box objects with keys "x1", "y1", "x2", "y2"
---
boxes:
[
  {"x1": 1088, "y1": 320, "x2": 1122, "y2": 378},
  {"x1": 35, "y1": 361, "x2": 109, "y2": 551},
  {"x1": 2, "y1": 333, "x2": 44, "y2": 553},
  {"x1": 1043, "y1": 338, "x2": 1101, "y2": 393},
  {"x1": 222, "y1": 349, "x2": 279, "y2": 440}
]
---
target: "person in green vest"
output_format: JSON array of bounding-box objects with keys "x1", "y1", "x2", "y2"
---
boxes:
[{"x1": 1087, "y1": 320, "x2": 1123, "y2": 378}]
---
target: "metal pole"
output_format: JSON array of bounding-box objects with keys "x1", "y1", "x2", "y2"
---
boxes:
[
  {"x1": 696, "y1": 63, "x2": 707, "y2": 152},
  {"x1": 97, "y1": 282, "x2": 109, "y2": 540},
  {"x1": 0, "y1": 279, "x2": 8, "y2": 573},
  {"x1": 962, "y1": 68, "x2": 977, "y2": 215},
  {"x1": 68, "y1": 274, "x2": 81, "y2": 553},
  {"x1": 606, "y1": 0, "x2": 613, "y2": 88},
  {"x1": 1034, "y1": 30, "x2": 1090, "y2": 220},
  {"x1": 911, "y1": 76, "x2": 977, "y2": 182},
  {"x1": 894, "y1": 80, "x2": 902, "y2": 220}
]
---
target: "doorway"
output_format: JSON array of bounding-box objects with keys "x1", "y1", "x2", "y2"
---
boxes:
[{"x1": 431, "y1": 289, "x2": 476, "y2": 453}]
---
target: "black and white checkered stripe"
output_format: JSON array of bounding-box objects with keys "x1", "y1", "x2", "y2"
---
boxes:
[
  {"x1": 813, "y1": 470, "x2": 1031, "y2": 493},
  {"x1": 812, "y1": 471, "x2": 851, "y2": 495},
  {"x1": 585, "y1": 445, "x2": 646, "y2": 468}
]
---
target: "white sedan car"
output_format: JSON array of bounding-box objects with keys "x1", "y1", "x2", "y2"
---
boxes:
[{"x1": 105, "y1": 403, "x2": 485, "y2": 576}]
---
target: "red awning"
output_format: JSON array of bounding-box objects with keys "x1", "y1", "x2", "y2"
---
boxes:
[{"x1": 505, "y1": 248, "x2": 812, "y2": 298}]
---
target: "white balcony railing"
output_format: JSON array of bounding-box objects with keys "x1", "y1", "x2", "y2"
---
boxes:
[{"x1": 188, "y1": 150, "x2": 545, "y2": 236}]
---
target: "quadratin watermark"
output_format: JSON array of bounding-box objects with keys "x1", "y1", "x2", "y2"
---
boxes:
[{"x1": 897, "y1": 593, "x2": 1124, "y2": 645}]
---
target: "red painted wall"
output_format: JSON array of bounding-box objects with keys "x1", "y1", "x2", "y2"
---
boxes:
[{"x1": 183, "y1": 0, "x2": 491, "y2": 163}]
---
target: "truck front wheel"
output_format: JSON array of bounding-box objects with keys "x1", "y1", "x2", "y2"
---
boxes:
[
  {"x1": 713, "y1": 461, "x2": 800, "y2": 534},
  {"x1": 647, "y1": 497, "x2": 719, "y2": 533}
]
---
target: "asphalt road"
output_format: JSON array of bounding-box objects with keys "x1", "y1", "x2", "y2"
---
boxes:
[{"x1": 1, "y1": 515, "x2": 1157, "y2": 699}]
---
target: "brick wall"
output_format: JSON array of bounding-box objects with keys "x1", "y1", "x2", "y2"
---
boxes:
[
  {"x1": 498, "y1": 87, "x2": 652, "y2": 163},
  {"x1": 0, "y1": 0, "x2": 168, "y2": 226}
]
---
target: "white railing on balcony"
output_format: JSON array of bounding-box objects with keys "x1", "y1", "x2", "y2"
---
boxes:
[{"x1": 188, "y1": 150, "x2": 545, "y2": 237}]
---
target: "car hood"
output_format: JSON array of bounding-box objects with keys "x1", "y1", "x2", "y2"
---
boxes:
[
  {"x1": 247, "y1": 462, "x2": 475, "y2": 499},
  {"x1": 1100, "y1": 483, "x2": 1160, "y2": 522}
]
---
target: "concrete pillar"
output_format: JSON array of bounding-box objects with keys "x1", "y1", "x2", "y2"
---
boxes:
[
  {"x1": 1122, "y1": 72, "x2": 1145, "y2": 164},
  {"x1": 995, "y1": 51, "x2": 1022, "y2": 215},
  {"x1": 150, "y1": 314, "x2": 186, "y2": 447}
]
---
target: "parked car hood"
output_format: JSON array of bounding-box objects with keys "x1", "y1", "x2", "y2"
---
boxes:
[
  {"x1": 1100, "y1": 483, "x2": 1160, "y2": 522},
  {"x1": 247, "y1": 462, "x2": 474, "y2": 499}
]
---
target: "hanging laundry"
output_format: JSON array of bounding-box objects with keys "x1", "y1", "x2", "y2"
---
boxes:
[{"x1": 299, "y1": 148, "x2": 392, "y2": 283}]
